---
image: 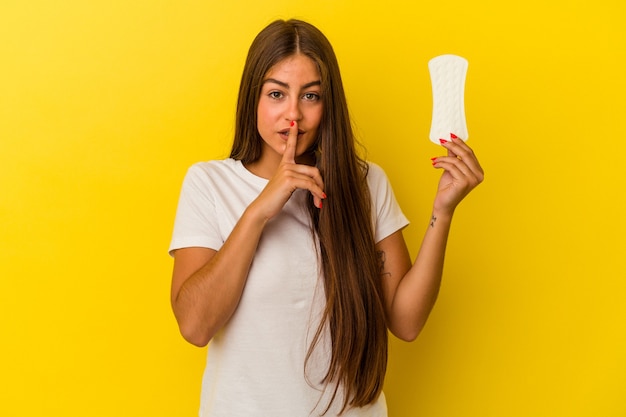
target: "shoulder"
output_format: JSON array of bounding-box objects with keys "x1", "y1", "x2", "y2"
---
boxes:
[
  {"x1": 183, "y1": 158, "x2": 241, "y2": 184},
  {"x1": 186, "y1": 158, "x2": 237, "y2": 176},
  {"x1": 365, "y1": 161, "x2": 392, "y2": 191},
  {"x1": 364, "y1": 161, "x2": 409, "y2": 240},
  {"x1": 177, "y1": 159, "x2": 239, "y2": 200},
  {"x1": 366, "y1": 161, "x2": 386, "y2": 178},
  {"x1": 181, "y1": 158, "x2": 268, "y2": 203}
]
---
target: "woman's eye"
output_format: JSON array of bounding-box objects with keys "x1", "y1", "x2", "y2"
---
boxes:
[
  {"x1": 303, "y1": 93, "x2": 320, "y2": 101},
  {"x1": 269, "y1": 91, "x2": 283, "y2": 99}
]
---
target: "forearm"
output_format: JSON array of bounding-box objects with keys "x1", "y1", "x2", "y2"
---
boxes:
[
  {"x1": 172, "y1": 204, "x2": 268, "y2": 346},
  {"x1": 390, "y1": 209, "x2": 453, "y2": 341}
]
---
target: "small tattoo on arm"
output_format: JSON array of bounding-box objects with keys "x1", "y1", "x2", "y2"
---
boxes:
[
  {"x1": 376, "y1": 250, "x2": 391, "y2": 277},
  {"x1": 430, "y1": 215, "x2": 437, "y2": 228}
]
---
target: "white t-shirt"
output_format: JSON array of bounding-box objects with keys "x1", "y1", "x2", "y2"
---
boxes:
[{"x1": 169, "y1": 158, "x2": 409, "y2": 417}]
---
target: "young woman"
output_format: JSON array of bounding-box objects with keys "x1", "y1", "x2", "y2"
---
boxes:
[{"x1": 169, "y1": 19, "x2": 483, "y2": 417}]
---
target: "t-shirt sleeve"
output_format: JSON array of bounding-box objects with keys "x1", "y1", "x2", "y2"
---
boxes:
[
  {"x1": 168, "y1": 164, "x2": 224, "y2": 255},
  {"x1": 367, "y1": 162, "x2": 410, "y2": 243}
]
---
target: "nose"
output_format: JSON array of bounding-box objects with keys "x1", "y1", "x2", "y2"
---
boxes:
[{"x1": 285, "y1": 97, "x2": 302, "y2": 122}]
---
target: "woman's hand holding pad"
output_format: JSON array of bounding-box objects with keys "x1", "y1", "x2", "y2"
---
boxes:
[{"x1": 431, "y1": 135, "x2": 484, "y2": 216}]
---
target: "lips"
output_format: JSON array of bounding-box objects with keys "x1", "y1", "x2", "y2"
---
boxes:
[{"x1": 278, "y1": 129, "x2": 305, "y2": 139}]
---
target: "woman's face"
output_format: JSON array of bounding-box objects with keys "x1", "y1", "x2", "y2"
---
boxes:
[{"x1": 256, "y1": 54, "x2": 323, "y2": 166}]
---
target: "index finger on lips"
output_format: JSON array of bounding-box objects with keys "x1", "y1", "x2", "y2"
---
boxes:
[{"x1": 282, "y1": 120, "x2": 297, "y2": 164}]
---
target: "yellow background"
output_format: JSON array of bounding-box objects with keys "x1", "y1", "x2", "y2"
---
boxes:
[{"x1": 1, "y1": 0, "x2": 625, "y2": 416}]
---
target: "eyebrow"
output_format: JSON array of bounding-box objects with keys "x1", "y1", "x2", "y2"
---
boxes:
[{"x1": 262, "y1": 78, "x2": 321, "y2": 89}]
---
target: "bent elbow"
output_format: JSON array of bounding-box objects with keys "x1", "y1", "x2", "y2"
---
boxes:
[
  {"x1": 177, "y1": 319, "x2": 215, "y2": 347},
  {"x1": 180, "y1": 326, "x2": 212, "y2": 347},
  {"x1": 393, "y1": 329, "x2": 420, "y2": 343},
  {"x1": 389, "y1": 321, "x2": 424, "y2": 342},
  {"x1": 191, "y1": 338, "x2": 210, "y2": 347}
]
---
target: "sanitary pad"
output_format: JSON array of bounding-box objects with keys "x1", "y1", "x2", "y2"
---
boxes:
[{"x1": 428, "y1": 54, "x2": 469, "y2": 144}]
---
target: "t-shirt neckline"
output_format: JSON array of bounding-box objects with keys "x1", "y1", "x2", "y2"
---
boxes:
[{"x1": 232, "y1": 158, "x2": 269, "y2": 187}]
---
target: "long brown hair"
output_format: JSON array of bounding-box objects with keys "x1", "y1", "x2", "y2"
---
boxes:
[{"x1": 230, "y1": 19, "x2": 388, "y2": 414}]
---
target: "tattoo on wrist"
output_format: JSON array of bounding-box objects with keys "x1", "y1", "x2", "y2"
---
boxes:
[{"x1": 430, "y1": 214, "x2": 437, "y2": 228}]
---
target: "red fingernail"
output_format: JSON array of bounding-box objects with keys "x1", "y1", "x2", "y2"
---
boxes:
[
  {"x1": 319, "y1": 200, "x2": 323, "y2": 209},
  {"x1": 439, "y1": 139, "x2": 448, "y2": 145},
  {"x1": 290, "y1": 120, "x2": 295, "y2": 127},
  {"x1": 450, "y1": 133, "x2": 458, "y2": 139},
  {"x1": 322, "y1": 193, "x2": 327, "y2": 199},
  {"x1": 430, "y1": 157, "x2": 437, "y2": 161}
]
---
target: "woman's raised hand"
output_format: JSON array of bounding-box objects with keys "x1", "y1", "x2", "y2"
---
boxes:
[
  {"x1": 430, "y1": 135, "x2": 484, "y2": 215},
  {"x1": 250, "y1": 121, "x2": 326, "y2": 221}
]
